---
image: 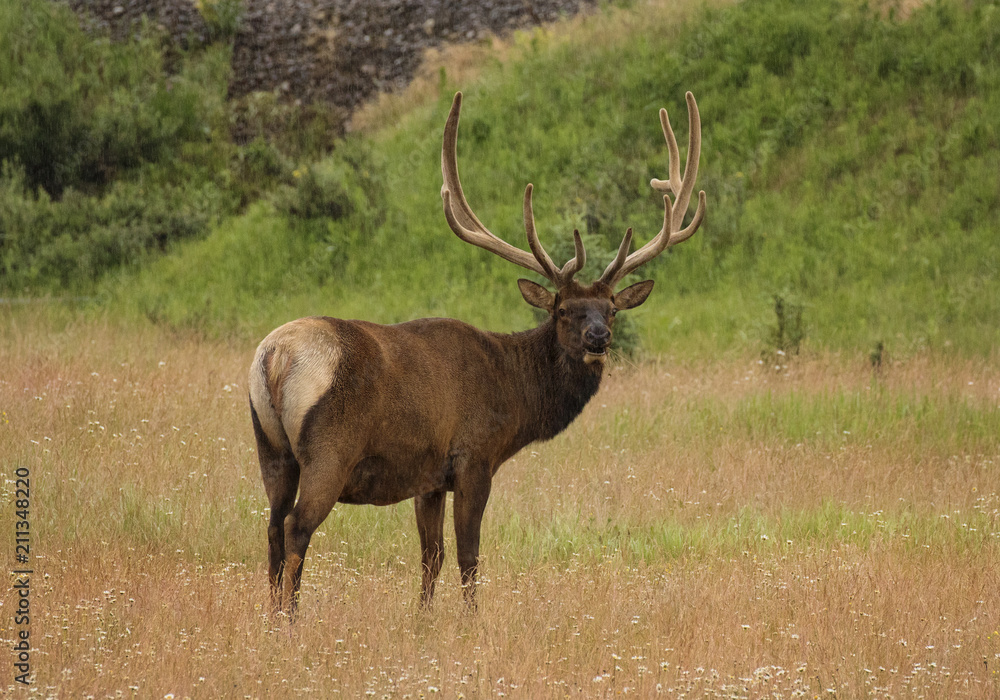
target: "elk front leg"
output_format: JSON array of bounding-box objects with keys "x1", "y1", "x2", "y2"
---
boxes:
[
  {"x1": 452, "y1": 461, "x2": 493, "y2": 609},
  {"x1": 415, "y1": 490, "x2": 447, "y2": 606}
]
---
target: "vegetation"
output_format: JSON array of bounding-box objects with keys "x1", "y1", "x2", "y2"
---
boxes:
[
  {"x1": 1, "y1": 2, "x2": 998, "y2": 694},
  {"x1": 2, "y1": 322, "x2": 997, "y2": 695},
  {"x1": 0, "y1": 1, "x2": 233, "y2": 290},
  {"x1": 0, "y1": 0, "x2": 333, "y2": 293},
  {"x1": 2, "y1": 0, "x2": 998, "y2": 358}
]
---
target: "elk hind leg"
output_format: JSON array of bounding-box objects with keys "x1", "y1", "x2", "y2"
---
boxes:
[
  {"x1": 415, "y1": 491, "x2": 447, "y2": 606},
  {"x1": 281, "y1": 451, "x2": 352, "y2": 615},
  {"x1": 253, "y1": 418, "x2": 300, "y2": 612}
]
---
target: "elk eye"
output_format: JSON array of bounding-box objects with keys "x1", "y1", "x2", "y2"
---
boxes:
[{"x1": 557, "y1": 308, "x2": 567, "y2": 319}]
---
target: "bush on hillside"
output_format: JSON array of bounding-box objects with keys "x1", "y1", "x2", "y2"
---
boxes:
[
  {"x1": 0, "y1": 1, "x2": 225, "y2": 199},
  {"x1": 0, "y1": 0, "x2": 239, "y2": 290},
  {"x1": 0, "y1": 162, "x2": 224, "y2": 289}
]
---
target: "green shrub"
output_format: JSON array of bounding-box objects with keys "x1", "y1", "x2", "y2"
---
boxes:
[
  {"x1": 274, "y1": 138, "x2": 384, "y2": 230},
  {"x1": 761, "y1": 291, "x2": 806, "y2": 364},
  {"x1": 231, "y1": 138, "x2": 293, "y2": 208},
  {"x1": 0, "y1": 0, "x2": 239, "y2": 290},
  {"x1": 0, "y1": 1, "x2": 224, "y2": 197},
  {"x1": 229, "y1": 90, "x2": 344, "y2": 158},
  {"x1": 0, "y1": 162, "x2": 224, "y2": 290},
  {"x1": 196, "y1": 0, "x2": 244, "y2": 42}
]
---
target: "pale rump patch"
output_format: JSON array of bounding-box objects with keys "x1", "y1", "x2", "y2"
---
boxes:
[
  {"x1": 249, "y1": 348, "x2": 284, "y2": 450},
  {"x1": 248, "y1": 318, "x2": 342, "y2": 453}
]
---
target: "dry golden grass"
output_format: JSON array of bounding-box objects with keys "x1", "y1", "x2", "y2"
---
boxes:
[{"x1": 2, "y1": 312, "x2": 999, "y2": 697}]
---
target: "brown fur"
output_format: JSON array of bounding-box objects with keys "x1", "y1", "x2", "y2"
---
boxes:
[
  {"x1": 250, "y1": 91, "x2": 704, "y2": 614},
  {"x1": 249, "y1": 280, "x2": 647, "y2": 612}
]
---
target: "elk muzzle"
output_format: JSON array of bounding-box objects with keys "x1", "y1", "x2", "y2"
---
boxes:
[{"x1": 582, "y1": 323, "x2": 611, "y2": 364}]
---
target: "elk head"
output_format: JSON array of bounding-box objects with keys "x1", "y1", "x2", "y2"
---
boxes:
[{"x1": 441, "y1": 91, "x2": 706, "y2": 364}]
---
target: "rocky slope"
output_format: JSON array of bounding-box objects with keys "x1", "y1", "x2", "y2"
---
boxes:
[{"x1": 63, "y1": 0, "x2": 597, "y2": 113}]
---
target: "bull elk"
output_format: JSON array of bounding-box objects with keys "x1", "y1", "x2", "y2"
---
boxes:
[{"x1": 249, "y1": 91, "x2": 706, "y2": 613}]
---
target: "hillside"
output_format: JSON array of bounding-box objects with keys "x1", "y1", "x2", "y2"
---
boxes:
[{"x1": 4, "y1": 0, "x2": 999, "y2": 357}]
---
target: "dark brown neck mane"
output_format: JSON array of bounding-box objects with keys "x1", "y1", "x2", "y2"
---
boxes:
[{"x1": 501, "y1": 320, "x2": 603, "y2": 453}]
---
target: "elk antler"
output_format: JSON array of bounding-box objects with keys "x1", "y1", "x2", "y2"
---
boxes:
[
  {"x1": 599, "y1": 92, "x2": 706, "y2": 288},
  {"x1": 442, "y1": 92, "x2": 586, "y2": 288}
]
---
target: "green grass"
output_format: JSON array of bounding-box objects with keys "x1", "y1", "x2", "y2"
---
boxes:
[
  {"x1": 109, "y1": 0, "x2": 1000, "y2": 356},
  {"x1": 3, "y1": 0, "x2": 999, "y2": 358},
  {"x1": 727, "y1": 388, "x2": 1000, "y2": 451},
  {"x1": 492, "y1": 501, "x2": 997, "y2": 568}
]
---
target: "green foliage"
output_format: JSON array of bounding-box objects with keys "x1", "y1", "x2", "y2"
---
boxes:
[
  {"x1": 196, "y1": 0, "x2": 245, "y2": 42},
  {"x1": 0, "y1": 0, "x2": 342, "y2": 292},
  {"x1": 278, "y1": 164, "x2": 355, "y2": 222},
  {"x1": 0, "y1": 162, "x2": 225, "y2": 290},
  {"x1": 0, "y1": 0, "x2": 240, "y2": 290},
  {"x1": 0, "y1": 1, "x2": 223, "y2": 197},
  {"x1": 5, "y1": 0, "x2": 1000, "y2": 357},
  {"x1": 229, "y1": 90, "x2": 344, "y2": 159},
  {"x1": 761, "y1": 292, "x2": 806, "y2": 364},
  {"x1": 230, "y1": 138, "x2": 292, "y2": 209},
  {"x1": 125, "y1": 140, "x2": 389, "y2": 332}
]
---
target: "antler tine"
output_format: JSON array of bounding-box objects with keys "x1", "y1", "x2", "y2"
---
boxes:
[
  {"x1": 672, "y1": 92, "x2": 702, "y2": 221},
  {"x1": 601, "y1": 91, "x2": 706, "y2": 288},
  {"x1": 561, "y1": 229, "x2": 587, "y2": 283},
  {"x1": 442, "y1": 91, "x2": 586, "y2": 287},
  {"x1": 598, "y1": 227, "x2": 635, "y2": 286},
  {"x1": 669, "y1": 189, "x2": 706, "y2": 246},
  {"x1": 441, "y1": 92, "x2": 550, "y2": 280},
  {"x1": 599, "y1": 197, "x2": 672, "y2": 287},
  {"x1": 650, "y1": 108, "x2": 681, "y2": 196},
  {"x1": 523, "y1": 183, "x2": 559, "y2": 280},
  {"x1": 524, "y1": 185, "x2": 587, "y2": 285}
]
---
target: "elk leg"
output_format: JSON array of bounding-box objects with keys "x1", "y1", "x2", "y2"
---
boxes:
[
  {"x1": 254, "y1": 424, "x2": 300, "y2": 612},
  {"x1": 415, "y1": 491, "x2": 447, "y2": 606},
  {"x1": 452, "y1": 462, "x2": 493, "y2": 609},
  {"x1": 264, "y1": 457, "x2": 298, "y2": 612},
  {"x1": 281, "y1": 453, "x2": 352, "y2": 616}
]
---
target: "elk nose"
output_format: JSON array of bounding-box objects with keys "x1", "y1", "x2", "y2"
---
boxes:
[{"x1": 584, "y1": 326, "x2": 611, "y2": 347}]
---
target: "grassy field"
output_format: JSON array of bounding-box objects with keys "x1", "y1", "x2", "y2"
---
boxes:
[
  {"x1": 2, "y1": 314, "x2": 998, "y2": 697},
  {"x1": 3, "y1": 0, "x2": 999, "y2": 696}
]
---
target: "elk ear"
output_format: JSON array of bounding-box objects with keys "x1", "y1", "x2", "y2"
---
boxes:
[
  {"x1": 517, "y1": 279, "x2": 555, "y2": 311},
  {"x1": 614, "y1": 280, "x2": 654, "y2": 310}
]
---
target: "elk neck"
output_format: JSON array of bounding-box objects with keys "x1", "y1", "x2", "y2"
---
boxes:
[{"x1": 502, "y1": 318, "x2": 604, "y2": 445}]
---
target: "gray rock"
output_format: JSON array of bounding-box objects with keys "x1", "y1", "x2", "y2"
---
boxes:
[{"x1": 59, "y1": 0, "x2": 597, "y2": 117}]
